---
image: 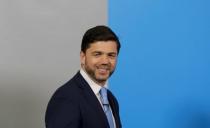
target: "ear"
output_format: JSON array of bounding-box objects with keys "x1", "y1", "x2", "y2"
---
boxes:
[{"x1": 80, "y1": 51, "x2": 85, "y2": 65}]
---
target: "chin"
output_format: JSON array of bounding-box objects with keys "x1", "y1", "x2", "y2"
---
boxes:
[{"x1": 96, "y1": 76, "x2": 109, "y2": 81}]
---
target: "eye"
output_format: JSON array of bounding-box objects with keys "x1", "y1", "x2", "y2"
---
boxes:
[
  {"x1": 108, "y1": 53, "x2": 117, "y2": 59},
  {"x1": 92, "y1": 52, "x2": 102, "y2": 57}
]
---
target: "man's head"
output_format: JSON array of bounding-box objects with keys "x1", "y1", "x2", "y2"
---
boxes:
[{"x1": 80, "y1": 25, "x2": 121, "y2": 86}]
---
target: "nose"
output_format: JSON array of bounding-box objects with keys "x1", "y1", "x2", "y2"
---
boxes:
[{"x1": 100, "y1": 55, "x2": 110, "y2": 64}]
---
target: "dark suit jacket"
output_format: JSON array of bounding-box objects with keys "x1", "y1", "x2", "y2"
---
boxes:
[{"x1": 45, "y1": 72, "x2": 122, "y2": 128}]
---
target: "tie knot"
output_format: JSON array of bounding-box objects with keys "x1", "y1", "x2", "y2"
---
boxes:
[{"x1": 100, "y1": 87, "x2": 109, "y2": 105}]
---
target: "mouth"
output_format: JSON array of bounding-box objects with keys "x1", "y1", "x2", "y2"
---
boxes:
[
  {"x1": 98, "y1": 68, "x2": 108, "y2": 73},
  {"x1": 97, "y1": 66, "x2": 110, "y2": 74}
]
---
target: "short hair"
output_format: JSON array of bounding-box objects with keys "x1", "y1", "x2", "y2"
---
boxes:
[{"x1": 81, "y1": 25, "x2": 121, "y2": 54}]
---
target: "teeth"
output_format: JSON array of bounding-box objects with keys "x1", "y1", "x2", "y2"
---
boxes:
[
  {"x1": 98, "y1": 68, "x2": 108, "y2": 73},
  {"x1": 97, "y1": 65, "x2": 110, "y2": 71},
  {"x1": 99, "y1": 67, "x2": 107, "y2": 69},
  {"x1": 99, "y1": 68, "x2": 107, "y2": 71}
]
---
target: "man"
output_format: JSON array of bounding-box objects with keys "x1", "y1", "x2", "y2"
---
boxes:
[{"x1": 45, "y1": 25, "x2": 122, "y2": 128}]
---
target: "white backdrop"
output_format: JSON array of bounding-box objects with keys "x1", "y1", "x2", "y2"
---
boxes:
[{"x1": 0, "y1": 0, "x2": 107, "y2": 127}]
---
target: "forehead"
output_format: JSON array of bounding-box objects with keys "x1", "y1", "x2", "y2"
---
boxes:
[{"x1": 87, "y1": 41, "x2": 118, "y2": 53}]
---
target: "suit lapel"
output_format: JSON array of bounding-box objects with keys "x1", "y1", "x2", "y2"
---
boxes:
[
  {"x1": 74, "y1": 72, "x2": 110, "y2": 127},
  {"x1": 108, "y1": 91, "x2": 121, "y2": 128}
]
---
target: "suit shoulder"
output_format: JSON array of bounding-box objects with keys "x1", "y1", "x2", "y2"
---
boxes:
[{"x1": 51, "y1": 72, "x2": 84, "y2": 99}]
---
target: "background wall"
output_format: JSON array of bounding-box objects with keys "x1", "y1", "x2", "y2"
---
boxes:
[
  {"x1": 109, "y1": 0, "x2": 210, "y2": 128},
  {"x1": 1, "y1": 0, "x2": 210, "y2": 128},
  {"x1": 0, "y1": 0, "x2": 107, "y2": 127}
]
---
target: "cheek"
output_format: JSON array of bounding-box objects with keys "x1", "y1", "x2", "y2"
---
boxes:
[
  {"x1": 85, "y1": 58, "x2": 97, "y2": 67},
  {"x1": 110, "y1": 60, "x2": 117, "y2": 67}
]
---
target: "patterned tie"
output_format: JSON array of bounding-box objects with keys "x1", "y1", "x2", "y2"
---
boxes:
[{"x1": 100, "y1": 87, "x2": 115, "y2": 128}]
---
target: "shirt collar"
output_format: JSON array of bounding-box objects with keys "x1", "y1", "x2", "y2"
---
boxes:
[{"x1": 80, "y1": 68, "x2": 108, "y2": 95}]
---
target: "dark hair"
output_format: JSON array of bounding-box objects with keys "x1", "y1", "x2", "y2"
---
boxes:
[{"x1": 81, "y1": 25, "x2": 121, "y2": 54}]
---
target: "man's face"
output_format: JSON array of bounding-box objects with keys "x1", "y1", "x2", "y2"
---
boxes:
[{"x1": 80, "y1": 41, "x2": 118, "y2": 85}]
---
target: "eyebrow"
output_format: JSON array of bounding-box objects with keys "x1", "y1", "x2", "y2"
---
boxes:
[{"x1": 91, "y1": 51, "x2": 117, "y2": 54}]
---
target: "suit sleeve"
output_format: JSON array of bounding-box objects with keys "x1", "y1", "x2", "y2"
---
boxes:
[{"x1": 45, "y1": 97, "x2": 81, "y2": 128}]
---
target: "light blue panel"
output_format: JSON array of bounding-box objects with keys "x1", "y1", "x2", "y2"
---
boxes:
[{"x1": 108, "y1": 0, "x2": 210, "y2": 128}]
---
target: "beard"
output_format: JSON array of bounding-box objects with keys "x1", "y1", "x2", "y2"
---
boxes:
[{"x1": 84, "y1": 64, "x2": 115, "y2": 84}]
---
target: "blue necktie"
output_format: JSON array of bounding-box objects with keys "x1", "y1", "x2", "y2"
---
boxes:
[{"x1": 100, "y1": 87, "x2": 115, "y2": 128}]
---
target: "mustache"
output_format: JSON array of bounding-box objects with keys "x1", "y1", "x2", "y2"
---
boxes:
[{"x1": 97, "y1": 64, "x2": 111, "y2": 70}]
